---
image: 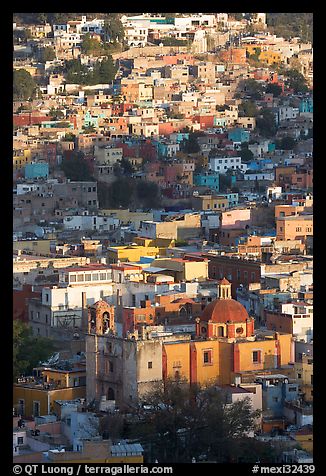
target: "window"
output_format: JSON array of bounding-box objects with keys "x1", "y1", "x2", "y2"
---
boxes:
[
  {"x1": 100, "y1": 273, "x2": 106, "y2": 280},
  {"x1": 18, "y1": 399, "x2": 25, "y2": 416},
  {"x1": 288, "y1": 387, "x2": 297, "y2": 392},
  {"x1": 33, "y1": 401, "x2": 40, "y2": 417},
  {"x1": 92, "y1": 273, "x2": 99, "y2": 281},
  {"x1": 252, "y1": 350, "x2": 261, "y2": 363},
  {"x1": 148, "y1": 361, "x2": 153, "y2": 369},
  {"x1": 85, "y1": 274, "x2": 91, "y2": 281},
  {"x1": 272, "y1": 397, "x2": 279, "y2": 403},
  {"x1": 70, "y1": 275, "x2": 76, "y2": 282},
  {"x1": 109, "y1": 361, "x2": 114, "y2": 372},
  {"x1": 17, "y1": 437, "x2": 24, "y2": 445},
  {"x1": 251, "y1": 272, "x2": 256, "y2": 281},
  {"x1": 203, "y1": 350, "x2": 212, "y2": 364},
  {"x1": 77, "y1": 274, "x2": 84, "y2": 282},
  {"x1": 297, "y1": 373, "x2": 302, "y2": 379}
]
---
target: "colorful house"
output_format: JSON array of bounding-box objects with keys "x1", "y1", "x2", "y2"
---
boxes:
[
  {"x1": 24, "y1": 162, "x2": 49, "y2": 179},
  {"x1": 194, "y1": 172, "x2": 220, "y2": 192},
  {"x1": 228, "y1": 128, "x2": 250, "y2": 143}
]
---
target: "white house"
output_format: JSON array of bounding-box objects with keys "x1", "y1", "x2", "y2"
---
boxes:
[
  {"x1": 244, "y1": 171, "x2": 274, "y2": 181},
  {"x1": 124, "y1": 25, "x2": 149, "y2": 47},
  {"x1": 209, "y1": 156, "x2": 247, "y2": 172},
  {"x1": 280, "y1": 302, "x2": 313, "y2": 343},
  {"x1": 63, "y1": 214, "x2": 120, "y2": 231}
]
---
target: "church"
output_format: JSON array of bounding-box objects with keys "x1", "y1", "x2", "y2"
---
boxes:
[{"x1": 86, "y1": 278, "x2": 293, "y2": 409}]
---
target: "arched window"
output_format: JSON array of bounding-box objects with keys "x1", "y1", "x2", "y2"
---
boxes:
[
  {"x1": 201, "y1": 326, "x2": 207, "y2": 334},
  {"x1": 102, "y1": 312, "x2": 110, "y2": 333},
  {"x1": 179, "y1": 307, "x2": 187, "y2": 319},
  {"x1": 218, "y1": 326, "x2": 224, "y2": 337}
]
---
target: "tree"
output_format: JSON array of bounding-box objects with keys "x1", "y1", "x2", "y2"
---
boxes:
[
  {"x1": 82, "y1": 124, "x2": 97, "y2": 134},
  {"x1": 81, "y1": 33, "x2": 104, "y2": 56},
  {"x1": 240, "y1": 147, "x2": 254, "y2": 162},
  {"x1": 97, "y1": 56, "x2": 118, "y2": 83},
  {"x1": 40, "y1": 46, "x2": 56, "y2": 62},
  {"x1": 249, "y1": 47, "x2": 261, "y2": 62},
  {"x1": 266, "y1": 13, "x2": 313, "y2": 43},
  {"x1": 159, "y1": 37, "x2": 188, "y2": 47},
  {"x1": 265, "y1": 83, "x2": 283, "y2": 97},
  {"x1": 13, "y1": 28, "x2": 31, "y2": 44},
  {"x1": 136, "y1": 180, "x2": 161, "y2": 208},
  {"x1": 13, "y1": 321, "x2": 56, "y2": 379},
  {"x1": 285, "y1": 69, "x2": 309, "y2": 94},
  {"x1": 48, "y1": 107, "x2": 65, "y2": 121},
  {"x1": 276, "y1": 136, "x2": 296, "y2": 150},
  {"x1": 103, "y1": 17, "x2": 125, "y2": 43},
  {"x1": 97, "y1": 178, "x2": 135, "y2": 208},
  {"x1": 124, "y1": 379, "x2": 272, "y2": 463},
  {"x1": 238, "y1": 100, "x2": 258, "y2": 117},
  {"x1": 256, "y1": 108, "x2": 277, "y2": 138},
  {"x1": 119, "y1": 158, "x2": 134, "y2": 176},
  {"x1": 61, "y1": 152, "x2": 93, "y2": 181},
  {"x1": 13, "y1": 69, "x2": 37, "y2": 101},
  {"x1": 62, "y1": 133, "x2": 76, "y2": 142},
  {"x1": 239, "y1": 78, "x2": 265, "y2": 100},
  {"x1": 182, "y1": 133, "x2": 200, "y2": 154}
]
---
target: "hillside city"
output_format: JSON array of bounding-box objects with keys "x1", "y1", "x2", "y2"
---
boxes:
[{"x1": 13, "y1": 12, "x2": 313, "y2": 465}]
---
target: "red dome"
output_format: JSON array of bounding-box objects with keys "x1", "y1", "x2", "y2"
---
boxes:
[{"x1": 201, "y1": 298, "x2": 249, "y2": 323}]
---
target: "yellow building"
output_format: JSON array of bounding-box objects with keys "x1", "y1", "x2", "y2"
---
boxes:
[
  {"x1": 295, "y1": 354, "x2": 313, "y2": 402},
  {"x1": 13, "y1": 239, "x2": 53, "y2": 256},
  {"x1": 293, "y1": 427, "x2": 313, "y2": 454},
  {"x1": 99, "y1": 209, "x2": 154, "y2": 229},
  {"x1": 107, "y1": 245, "x2": 161, "y2": 264},
  {"x1": 193, "y1": 194, "x2": 229, "y2": 211},
  {"x1": 13, "y1": 368, "x2": 86, "y2": 418},
  {"x1": 107, "y1": 236, "x2": 173, "y2": 264},
  {"x1": 259, "y1": 50, "x2": 282, "y2": 65},
  {"x1": 13, "y1": 148, "x2": 32, "y2": 171},
  {"x1": 151, "y1": 257, "x2": 209, "y2": 281}
]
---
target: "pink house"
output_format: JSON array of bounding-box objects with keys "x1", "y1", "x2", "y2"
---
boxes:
[{"x1": 221, "y1": 208, "x2": 252, "y2": 229}]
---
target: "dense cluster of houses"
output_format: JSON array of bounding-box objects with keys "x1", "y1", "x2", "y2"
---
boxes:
[{"x1": 13, "y1": 13, "x2": 313, "y2": 464}]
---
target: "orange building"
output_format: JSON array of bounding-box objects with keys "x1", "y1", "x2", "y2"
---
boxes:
[
  {"x1": 291, "y1": 170, "x2": 313, "y2": 190},
  {"x1": 220, "y1": 48, "x2": 247, "y2": 64},
  {"x1": 274, "y1": 204, "x2": 305, "y2": 219},
  {"x1": 276, "y1": 215, "x2": 313, "y2": 242},
  {"x1": 162, "y1": 279, "x2": 293, "y2": 387}
]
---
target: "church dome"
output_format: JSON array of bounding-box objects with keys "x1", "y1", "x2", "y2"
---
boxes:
[{"x1": 201, "y1": 298, "x2": 249, "y2": 324}]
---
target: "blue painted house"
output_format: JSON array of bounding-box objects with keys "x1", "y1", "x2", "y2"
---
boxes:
[
  {"x1": 194, "y1": 173, "x2": 219, "y2": 192},
  {"x1": 256, "y1": 375, "x2": 299, "y2": 418},
  {"x1": 24, "y1": 162, "x2": 49, "y2": 179},
  {"x1": 299, "y1": 97, "x2": 313, "y2": 113},
  {"x1": 228, "y1": 128, "x2": 250, "y2": 143},
  {"x1": 247, "y1": 158, "x2": 273, "y2": 171}
]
